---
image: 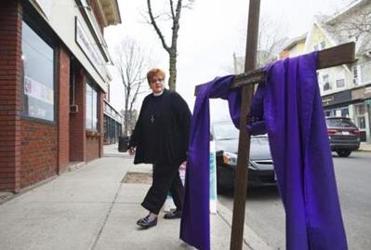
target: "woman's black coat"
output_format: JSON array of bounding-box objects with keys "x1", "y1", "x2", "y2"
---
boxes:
[{"x1": 129, "y1": 89, "x2": 191, "y2": 165}]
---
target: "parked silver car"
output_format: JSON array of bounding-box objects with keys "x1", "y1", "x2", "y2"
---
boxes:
[{"x1": 211, "y1": 121, "x2": 276, "y2": 192}]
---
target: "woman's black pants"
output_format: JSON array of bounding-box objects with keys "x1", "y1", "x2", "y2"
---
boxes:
[{"x1": 141, "y1": 162, "x2": 184, "y2": 215}]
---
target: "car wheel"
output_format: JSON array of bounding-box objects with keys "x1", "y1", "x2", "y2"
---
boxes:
[{"x1": 337, "y1": 150, "x2": 351, "y2": 157}]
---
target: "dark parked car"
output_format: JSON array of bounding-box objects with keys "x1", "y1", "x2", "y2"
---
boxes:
[
  {"x1": 326, "y1": 117, "x2": 360, "y2": 157},
  {"x1": 211, "y1": 121, "x2": 276, "y2": 192}
]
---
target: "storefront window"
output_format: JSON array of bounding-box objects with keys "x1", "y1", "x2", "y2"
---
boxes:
[
  {"x1": 358, "y1": 117, "x2": 366, "y2": 129},
  {"x1": 341, "y1": 108, "x2": 349, "y2": 117},
  {"x1": 355, "y1": 104, "x2": 366, "y2": 115},
  {"x1": 21, "y1": 21, "x2": 54, "y2": 121},
  {"x1": 354, "y1": 103, "x2": 366, "y2": 130},
  {"x1": 86, "y1": 84, "x2": 98, "y2": 131}
]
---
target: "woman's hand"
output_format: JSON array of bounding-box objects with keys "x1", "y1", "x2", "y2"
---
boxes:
[{"x1": 128, "y1": 147, "x2": 136, "y2": 155}]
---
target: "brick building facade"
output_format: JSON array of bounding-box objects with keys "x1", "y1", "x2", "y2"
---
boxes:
[{"x1": 0, "y1": 0, "x2": 121, "y2": 192}]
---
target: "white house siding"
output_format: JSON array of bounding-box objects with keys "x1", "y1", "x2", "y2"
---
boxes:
[
  {"x1": 318, "y1": 66, "x2": 352, "y2": 96},
  {"x1": 360, "y1": 61, "x2": 371, "y2": 85}
]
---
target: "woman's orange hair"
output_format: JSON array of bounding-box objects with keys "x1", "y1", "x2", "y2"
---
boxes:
[{"x1": 146, "y1": 68, "x2": 166, "y2": 85}]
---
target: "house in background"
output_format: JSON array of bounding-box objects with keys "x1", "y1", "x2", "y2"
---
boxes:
[
  {"x1": 278, "y1": 33, "x2": 306, "y2": 59},
  {"x1": 233, "y1": 46, "x2": 289, "y2": 74},
  {"x1": 0, "y1": 0, "x2": 121, "y2": 192},
  {"x1": 279, "y1": 0, "x2": 371, "y2": 142}
]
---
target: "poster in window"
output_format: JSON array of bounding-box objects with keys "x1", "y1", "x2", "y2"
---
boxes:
[
  {"x1": 24, "y1": 76, "x2": 53, "y2": 104},
  {"x1": 24, "y1": 75, "x2": 54, "y2": 120}
]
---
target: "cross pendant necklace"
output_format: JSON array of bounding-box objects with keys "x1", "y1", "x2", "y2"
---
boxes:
[{"x1": 150, "y1": 115, "x2": 155, "y2": 123}]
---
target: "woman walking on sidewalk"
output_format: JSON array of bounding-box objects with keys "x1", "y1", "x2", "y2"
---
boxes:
[{"x1": 128, "y1": 68, "x2": 191, "y2": 229}]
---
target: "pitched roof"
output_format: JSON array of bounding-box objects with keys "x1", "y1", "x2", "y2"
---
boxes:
[
  {"x1": 314, "y1": 0, "x2": 371, "y2": 56},
  {"x1": 281, "y1": 33, "x2": 307, "y2": 51}
]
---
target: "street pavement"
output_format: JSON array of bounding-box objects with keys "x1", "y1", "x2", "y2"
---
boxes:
[
  {"x1": 1, "y1": 143, "x2": 369, "y2": 250},
  {"x1": 0, "y1": 144, "x2": 270, "y2": 250},
  {"x1": 219, "y1": 150, "x2": 371, "y2": 249}
]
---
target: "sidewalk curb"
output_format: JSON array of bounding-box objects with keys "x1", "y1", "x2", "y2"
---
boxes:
[
  {"x1": 216, "y1": 202, "x2": 274, "y2": 250},
  {"x1": 357, "y1": 149, "x2": 371, "y2": 152},
  {"x1": 358, "y1": 143, "x2": 371, "y2": 152}
]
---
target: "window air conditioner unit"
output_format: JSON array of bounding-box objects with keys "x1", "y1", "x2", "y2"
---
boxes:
[{"x1": 70, "y1": 104, "x2": 79, "y2": 113}]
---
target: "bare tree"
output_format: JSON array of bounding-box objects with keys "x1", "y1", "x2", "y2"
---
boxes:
[
  {"x1": 320, "y1": 1, "x2": 371, "y2": 58},
  {"x1": 114, "y1": 38, "x2": 148, "y2": 136},
  {"x1": 233, "y1": 16, "x2": 288, "y2": 73},
  {"x1": 146, "y1": 0, "x2": 194, "y2": 91},
  {"x1": 257, "y1": 17, "x2": 289, "y2": 67},
  {"x1": 332, "y1": 5, "x2": 371, "y2": 40}
]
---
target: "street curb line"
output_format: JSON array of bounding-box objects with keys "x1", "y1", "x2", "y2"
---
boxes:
[{"x1": 216, "y1": 201, "x2": 274, "y2": 250}]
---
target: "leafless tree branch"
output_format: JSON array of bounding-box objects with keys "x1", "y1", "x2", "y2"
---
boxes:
[
  {"x1": 329, "y1": 7, "x2": 371, "y2": 40},
  {"x1": 169, "y1": 0, "x2": 176, "y2": 20},
  {"x1": 147, "y1": 0, "x2": 171, "y2": 53},
  {"x1": 113, "y1": 38, "x2": 148, "y2": 136},
  {"x1": 146, "y1": 0, "x2": 194, "y2": 90}
]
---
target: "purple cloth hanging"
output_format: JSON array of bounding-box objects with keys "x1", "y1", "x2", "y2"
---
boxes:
[
  {"x1": 180, "y1": 75, "x2": 240, "y2": 250},
  {"x1": 181, "y1": 52, "x2": 347, "y2": 250},
  {"x1": 253, "y1": 52, "x2": 347, "y2": 249}
]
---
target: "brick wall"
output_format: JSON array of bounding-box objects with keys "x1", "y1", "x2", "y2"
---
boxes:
[
  {"x1": 20, "y1": 120, "x2": 57, "y2": 188},
  {"x1": 86, "y1": 136, "x2": 100, "y2": 162},
  {"x1": 57, "y1": 47, "x2": 70, "y2": 173},
  {"x1": 0, "y1": 1, "x2": 22, "y2": 192},
  {"x1": 0, "y1": 1, "x2": 106, "y2": 192},
  {"x1": 70, "y1": 68, "x2": 86, "y2": 162},
  {"x1": 98, "y1": 92, "x2": 104, "y2": 157}
]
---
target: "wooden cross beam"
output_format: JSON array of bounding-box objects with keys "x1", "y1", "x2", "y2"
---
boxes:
[
  {"x1": 228, "y1": 42, "x2": 355, "y2": 250},
  {"x1": 194, "y1": 42, "x2": 355, "y2": 95},
  {"x1": 232, "y1": 42, "x2": 356, "y2": 89},
  {"x1": 193, "y1": 1, "x2": 355, "y2": 249},
  {"x1": 230, "y1": 1, "x2": 260, "y2": 249}
]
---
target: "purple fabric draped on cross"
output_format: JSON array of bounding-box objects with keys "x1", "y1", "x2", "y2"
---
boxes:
[
  {"x1": 180, "y1": 75, "x2": 240, "y2": 250},
  {"x1": 180, "y1": 52, "x2": 347, "y2": 250}
]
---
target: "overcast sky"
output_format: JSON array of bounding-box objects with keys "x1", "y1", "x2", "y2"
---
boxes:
[{"x1": 105, "y1": 0, "x2": 352, "y2": 121}]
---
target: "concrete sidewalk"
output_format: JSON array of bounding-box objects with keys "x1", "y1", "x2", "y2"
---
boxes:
[
  {"x1": 359, "y1": 142, "x2": 371, "y2": 152},
  {"x1": 0, "y1": 144, "x2": 271, "y2": 250}
]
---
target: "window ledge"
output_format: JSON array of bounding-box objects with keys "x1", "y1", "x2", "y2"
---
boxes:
[{"x1": 86, "y1": 130, "x2": 101, "y2": 137}]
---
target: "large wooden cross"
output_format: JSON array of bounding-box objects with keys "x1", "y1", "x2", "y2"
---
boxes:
[{"x1": 194, "y1": 0, "x2": 355, "y2": 249}]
